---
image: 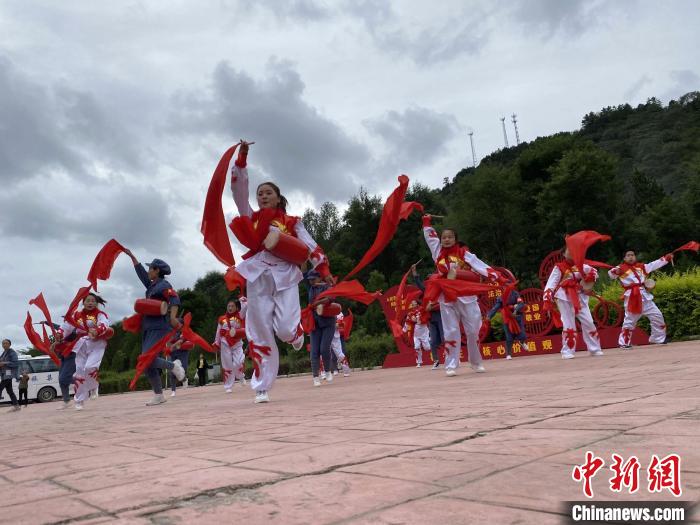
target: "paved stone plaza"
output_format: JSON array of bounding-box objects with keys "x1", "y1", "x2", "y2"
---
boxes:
[{"x1": 1, "y1": 341, "x2": 699, "y2": 524}]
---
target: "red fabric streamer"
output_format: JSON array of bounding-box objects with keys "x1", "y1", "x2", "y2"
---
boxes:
[
  {"x1": 224, "y1": 266, "x2": 246, "y2": 292},
  {"x1": 313, "y1": 280, "x2": 380, "y2": 306},
  {"x1": 229, "y1": 208, "x2": 280, "y2": 259},
  {"x1": 180, "y1": 313, "x2": 216, "y2": 354},
  {"x1": 87, "y1": 239, "x2": 127, "y2": 290},
  {"x1": 564, "y1": 231, "x2": 611, "y2": 272},
  {"x1": 122, "y1": 313, "x2": 143, "y2": 333},
  {"x1": 201, "y1": 144, "x2": 239, "y2": 267},
  {"x1": 398, "y1": 201, "x2": 424, "y2": 221},
  {"x1": 65, "y1": 286, "x2": 92, "y2": 323},
  {"x1": 301, "y1": 305, "x2": 315, "y2": 333},
  {"x1": 29, "y1": 292, "x2": 57, "y2": 338},
  {"x1": 129, "y1": 328, "x2": 176, "y2": 390},
  {"x1": 23, "y1": 313, "x2": 60, "y2": 365},
  {"x1": 499, "y1": 284, "x2": 522, "y2": 334},
  {"x1": 584, "y1": 259, "x2": 613, "y2": 269},
  {"x1": 423, "y1": 279, "x2": 498, "y2": 304},
  {"x1": 394, "y1": 268, "x2": 412, "y2": 323},
  {"x1": 344, "y1": 175, "x2": 412, "y2": 280},
  {"x1": 343, "y1": 309, "x2": 354, "y2": 340},
  {"x1": 673, "y1": 241, "x2": 700, "y2": 254}
]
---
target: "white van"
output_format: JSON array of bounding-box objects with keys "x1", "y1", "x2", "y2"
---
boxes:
[{"x1": 0, "y1": 355, "x2": 70, "y2": 403}]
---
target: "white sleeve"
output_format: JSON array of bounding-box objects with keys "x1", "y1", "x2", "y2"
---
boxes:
[
  {"x1": 60, "y1": 321, "x2": 76, "y2": 338},
  {"x1": 230, "y1": 160, "x2": 253, "y2": 218},
  {"x1": 644, "y1": 257, "x2": 668, "y2": 274},
  {"x1": 97, "y1": 312, "x2": 110, "y2": 328},
  {"x1": 608, "y1": 265, "x2": 621, "y2": 280},
  {"x1": 294, "y1": 221, "x2": 319, "y2": 252},
  {"x1": 423, "y1": 227, "x2": 441, "y2": 261},
  {"x1": 582, "y1": 264, "x2": 598, "y2": 281},
  {"x1": 238, "y1": 298, "x2": 248, "y2": 319},
  {"x1": 213, "y1": 320, "x2": 222, "y2": 347},
  {"x1": 464, "y1": 251, "x2": 493, "y2": 278},
  {"x1": 544, "y1": 266, "x2": 561, "y2": 292}
]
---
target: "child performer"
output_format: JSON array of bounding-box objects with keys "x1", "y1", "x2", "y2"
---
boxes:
[
  {"x1": 403, "y1": 300, "x2": 430, "y2": 367},
  {"x1": 229, "y1": 141, "x2": 332, "y2": 403},
  {"x1": 411, "y1": 265, "x2": 444, "y2": 369},
  {"x1": 422, "y1": 215, "x2": 499, "y2": 376},
  {"x1": 608, "y1": 250, "x2": 673, "y2": 348},
  {"x1": 58, "y1": 293, "x2": 113, "y2": 410},
  {"x1": 123, "y1": 250, "x2": 186, "y2": 405},
  {"x1": 486, "y1": 286, "x2": 527, "y2": 360},
  {"x1": 167, "y1": 321, "x2": 194, "y2": 397},
  {"x1": 330, "y1": 311, "x2": 351, "y2": 377},
  {"x1": 543, "y1": 247, "x2": 603, "y2": 359},
  {"x1": 213, "y1": 297, "x2": 248, "y2": 393}
]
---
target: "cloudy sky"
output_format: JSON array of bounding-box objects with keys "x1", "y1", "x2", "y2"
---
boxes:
[{"x1": 1, "y1": 0, "x2": 698, "y2": 348}]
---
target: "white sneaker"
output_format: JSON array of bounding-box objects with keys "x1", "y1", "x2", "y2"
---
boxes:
[
  {"x1": 446, "y1": 369, "x2": 457, "y2": 377},
  {"x1": 254, "y1": 391, "x2": 270, "y2": 403},
  {"x1": 313, "y1": 377, "x2": 322, "y2": 387},
  {"x1": 89, "y1": 391, "x2": 98, "y2": 400},
  {"x1": 183, "y1": 378, "x2": 189, "y2": 388},
  {"x1": 619, "y1": 345, "x2": 632, "y2": 350},
  {"x1": 225, "y1": 388, "x2": 232, "y2": 394},
  {"x1": 171, "y1": 360, "x2": 186, "y2": 381},
  {"x1": 471, "y1": 364, "x2": 486, "y2": 373},
  {"x1": 291, "y1": 334, "x2": 304, "y2": 351},
  {"x1": 562, "y1": 352, "x2": 575, "y2": 360},
  {"x1": 342, "y1": 364, "x2": 351, "y2": 377},
  {"x1": 146, "y1": 394, "x2": 166, "y2": 406},
  {"x1": 325, "y1": 371, "x2": 334, "y2": 383},
  {"x1": 74, "y1": 402, "x2": 84, "y2": 411},
  {"x1": 431, "y1": 362, "x2": 440, "y2": 370},
  {"x1": 170, "y1": 391, "x2": 176, "y2": 397},
  {"x1": 56, "y1": 401, "x2": 71, "y2": 410},
  {"x1": 416, "y1": 363, "x2": 422, "y2": 368},
  {"x1": 333, "y1": 370, "x2": 339, "y2": 376},
  {"x1": 506, "y1": 355, "x2": 512, "y2": 360},
  {"x1": 589, "y1": 350, "x2": 604, "y2": 357}
]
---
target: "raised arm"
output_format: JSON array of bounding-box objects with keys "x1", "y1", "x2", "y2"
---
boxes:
[
  {"x1": 422, "y1": 215, "x2": 441, "y2": 262},
  {"x1": 230, "y1": 142, "x2": 253, "y2": 218},
  {"x1": 123, "y1": 249, "x2": 150, "y2": 289},
  {"x1": 296, "y1": 221, "x2": 332, "y2": 281},
  {"x1": 644, "y1": 255, "x2": 671, "y2": 274}
]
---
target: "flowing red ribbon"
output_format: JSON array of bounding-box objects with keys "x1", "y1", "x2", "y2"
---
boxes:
[
  {"x1": 23, "y1": 312, "x2": 60, "y2": 365},
  {"x1": 87, "y1": 239, "x2": 127, "y2": 290}
]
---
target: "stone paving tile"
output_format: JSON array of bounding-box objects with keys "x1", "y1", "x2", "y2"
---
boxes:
[
  {"x1": 145, "y1": 471, "x2": 443, "y2": 524},
  {"x1": 1, "y1": 341, "x2": 698, "y2": 524},
  {"x1": 350, "y1": 496, "x2": 565, "y2": 524}
]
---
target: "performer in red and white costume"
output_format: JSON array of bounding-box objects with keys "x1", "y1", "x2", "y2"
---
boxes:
[
  {"x1": 422, "y1": 215, "x2": 499, "y2": 376},
  {"x1": 230, "y1": 142, "x2": 332, "y2": 403},
  {"x1": 403, "y1": 300, "x2": 430, "y2": 367},
  {"x1": 608, "y1": 250, "x2": 673, "y2": 348},
  {"x1": 57, "y1": 293, "x2": 113, "y2": 410},
  {"x1": 213, "y1": 297, "x2": 248, "y2": 392},
  {"x1": 544, "y1": 248, "x2": 603, "y2": 359},
  {"x1": 330, "y1": 311, "x2": 351, "y2": 377}
]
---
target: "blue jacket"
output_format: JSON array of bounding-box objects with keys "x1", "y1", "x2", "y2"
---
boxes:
[
  {"x1": 0, "y1": 347, "x2": 19, "y2": 381},
  {"x1": 487, "y1": 290, "x2": 525, "y2": 320},
  {"x1": 134, "y1": 264, "x2": 181, "y2": 331},
  {"x1": 304, "y1": 272, "x2": 336, "y2": 329}
]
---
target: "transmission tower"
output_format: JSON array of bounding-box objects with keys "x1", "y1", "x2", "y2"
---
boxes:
[
  {"x1": 500, "y1": 117, "x2": 509, "y2": 148},
  {"x1": 511, "y1": 113, "x2": 520, "y2": 145},
  {"x1": 468, "y1": 130, "x2": 477, "y2": 168}
]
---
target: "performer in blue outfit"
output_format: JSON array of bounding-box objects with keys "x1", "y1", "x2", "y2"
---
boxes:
[
  {"x1": 486, "y1": 288, "x2": 527, "y2": 360},
  {"x1": 304, "y1": 269, "x2": 337, "y2": 387},
  {"x1": 124, "y1": 249, "x2": 186, "y2": 405}
]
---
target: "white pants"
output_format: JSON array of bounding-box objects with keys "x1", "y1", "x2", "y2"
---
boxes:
[
  {"x1": 220, "y1": 342, "x2": 245, "y2": 390},
  {"x1": 413, "y1": 324, "x2": 430, "y2": 364},
  {"x1": 619, "y1": 299, "x2": 666, "y2": 345},
  {"x1": 557, "y1": 299, "x2": 601, "y2": 354},
  {"x1": 73, "y1": 338, "x2": 106, "y2": 403},
  {"x1": 246, "y1": 270, "x2": 301, "y2": 392},
  {"x1": 330, "y1": 335, "x2": 346, "y2": 362},
  {"x1": 440, "y1": 299, "x2": 482, "y2": 370}
]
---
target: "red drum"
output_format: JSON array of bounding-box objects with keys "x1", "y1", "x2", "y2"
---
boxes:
[
  {"x1": 447, "y1": 268, "x2": 482, "y2": 282},
  {"x1": 134, "y1": 298, "x2": 168, "y2": 316},
  {"x1": 264, "y1": 231, "x2": 310, "y2": 266},
  {"x1": 316, "y1": 302, "x2": 341, "y2": 317},
  {"x1": 644, "y1": 278, "x2": 656, "y2": 291}
]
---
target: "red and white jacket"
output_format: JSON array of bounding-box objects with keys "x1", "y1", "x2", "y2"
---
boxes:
[
  {"x1": 608, "y1": 257, "x2": 668, "y2": 304},
  {"x1": 544, "y1": 261, "x2": 598, "y2": 304},
  {"x1": 423, "y1": 219, "x2": 495, "y2": 304},
  {"x1": 213, "y1": 309, "x2": 246, "y2": 351},
  {"x1": 60, "y1": 308, "x2": 113, "y2": 354},
  {"x1": 230, "y1": 162, "x2": 329, "y2": 291}
]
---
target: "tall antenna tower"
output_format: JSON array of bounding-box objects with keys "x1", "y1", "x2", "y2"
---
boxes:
[
  {"x1": 511, "y1": 113, "x2": 520, "y2": 146},
  {"x1": 500, "y1": 117, "x2": 509, "y2": 148},
  {"x1": 468, "y1": 129, "x2": 477, "y2": 168}
]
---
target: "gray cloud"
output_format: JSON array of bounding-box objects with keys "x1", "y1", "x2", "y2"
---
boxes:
[
  {"x1": 346, "y1": 1, "x2": 489, "y2": 65},
  {"x1": 0, "y1": 56, "x2": 149, "y2": 187},
  {"x1": 0, "y1": 181, "x2": 177, "y2": 252},
  {"x1": 166, "y1": 58, "x2": 369, "y2": 200},
  {"x1": 624, "y1": 74, "x2": 653, "y2": 101},
  {"x1": 663, "y1": 69, "x2": 700, "y2": 102},
  {"x1": 510, "y1": 0, "x2": 632, "y2": 39},
  {"x1": 239, "y1": 0, "x2": 332, "y2": 22},
  {"x1": 364, "y1": 106, "x2": 462, "y2": 170}
]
